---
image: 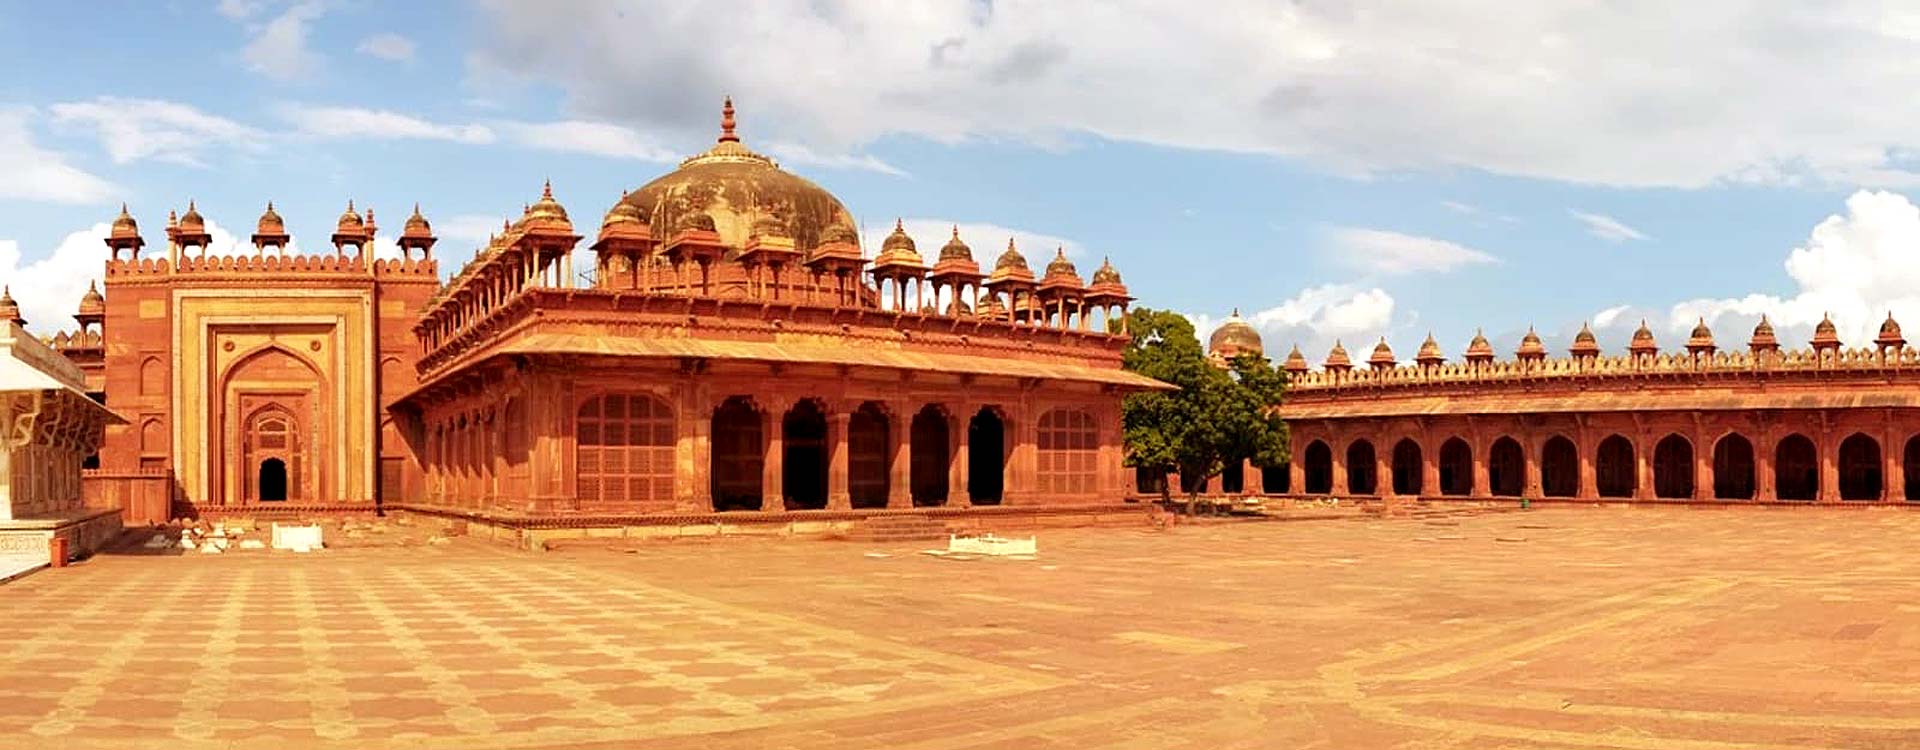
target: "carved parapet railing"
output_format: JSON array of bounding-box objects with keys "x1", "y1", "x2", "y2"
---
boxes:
[
  {"x1": 1289, "y1": 345, "x2": 1920, "y2": 396},
  {"x1": 105, "y1": 253, "x2": 441, "y2": 280},
  {"x1": 82, "y1": 468, "x2": 176, "y2": 525}
]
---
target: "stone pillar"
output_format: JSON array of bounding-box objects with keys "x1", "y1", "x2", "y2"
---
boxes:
[
  {"x1": 1205, "y1": 473, "x2": 1223, "y2": 496},
  {"x1": 1634, "y1": 433, "x2": 1654, "y2": 501},
  {"x1": 762, "y1": 400, "x2": 786, "y2": 512},
  {"x1": 1884, "y1": 417, "x2": 1903, "y2": 503},
  {"x1": 1577, "y1": 429, "x2": 1598, "y2": 500},
  {"x1": 1330, "y1": 439, "x2": 1349, "y2": 496},
  {"x1": 1420, "y1": 446, "x2": 1438, "y2": 499},
  {"x1": 1288, "y1": 459, "x2": 1305, "y2": 497},
  {"x1": 886, "y1": 406, "x2": 910, "y2": 508},
  {"x1": 1245, "y1": 458, "x2": 1265, "y2": 495},
  {"x1": 1374, "y1": 438, "x2": 1391, "y2": 497},
  {"x1": 1818, "y1": 426, "x2": 1839, "y2": 504},
  {"x1": 828, "y1": 410, "x2": 851, "y2": 510},
  {"x1": 1523, "y1": 441, "x2": 1542, "y2": 498},
  {"x1": 1471, "y1": 442, "x2": 1491, "y2": 499},
  {"x1": 1757, "y1": 423, "x2": 1776, "y2": 502},
  {"x1": 1694, "y1": 434, "x2": 1714, "y2": 501},
  {"x1": 947, "y1": 411, "x2": 970, "y2": 507}
]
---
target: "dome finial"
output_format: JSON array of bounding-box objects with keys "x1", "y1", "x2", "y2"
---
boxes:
[
  {"x1": 542, "y1": 179, "x2": 553, "y2": 199},
  {"x1": 719, "y1": 96, "x2": 739, "y2": 143},
  {"x1": 1231, "y1": 307, "x2": 1241, "y2": 317}
]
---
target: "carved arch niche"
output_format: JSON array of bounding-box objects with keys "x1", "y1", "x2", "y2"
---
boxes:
[{"x1": 217, "y1": 345, "x2": 327, "y2": 505}]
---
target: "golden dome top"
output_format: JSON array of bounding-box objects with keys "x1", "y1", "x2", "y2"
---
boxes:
[
  {"x1": 1517, "y1": 326, "x2": 1547, "y2": 358},
  {"x1": 874, "y1": 219, "x2": 924, "y2": 267},
  {"x1": 1813, "y1": 312, "x2": 1840, "y2": 347},
  {"x1": 179, "y1": 200, "x2": 205, "y2": 230},
  {"x1": 1090, "y1": 256, "x2": 1123, "y2": 286},
  {"x1": 1878, "y1": 312, "x2": 1905, "y2": 346},
  {"x1": 110, "y1": 203, "x2": 138, "y2": 236},
  {"x1": 1465, "y1": 328, "x2": 1495, "y2": 360},
  {"x1": 256, "y1": 201, "x2": 284, "y2": 233},
  {"x1": 1325, "y1": 340, "x2": 1352, "y2": 369},
  {"x1": 1750, "y1": 314, "x2": 1778, "y2": 350},
  {"x1": 1282, "y1": 343, "x2": 1310, "y2": 373},
  {"x1": 1571, "y1": 321, "x2": 1600, "y2": 356},
  {"x1": 1208, "y1": 308, "x2": 1263, "y2": 357},
  {"x1": 0, "y1": 286, "x2": 21, "y2": 325},
  {"x1": 939, "y1": 226, "x2": 972, "y2": 263},
  {"x1": 1687, "y1": 317, "x2": 1716, "y2": 350},
  {"x1": 337, "y1": 200, "x2": 365, "y2": 230},
  {"x1": 990, "y1": 238, "x2": 1035, "y2": 282},
  {"x1": 1629, "y1": 319, "x2": 1657, "y2": 352},
  {"x1": 77, "y1": 280, "x2": 104, "y2": 317},
  {"x1": 1416, "y1": 332, "x2": 1443, "y2": 364},
  {"x1": 1367, "y1": 337, "x2": 1396, "y2": 367},
  {"x1": 404, "y1": 202, "x2": 432, "y2": 233},
  {"x1": 1044, "y1": 247, "x2": 1079, "y2": 279},
  {"x1": 617, "y1": 99, "x2": 857, "y2": 255}
]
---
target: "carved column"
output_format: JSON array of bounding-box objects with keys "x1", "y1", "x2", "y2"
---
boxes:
[
  {"x1": 1576, "y1": 420, "x2": 1598, "y2": 500},
  {"x1": 1756, "y1": 417, "x2": 1776, "y2": 502},
  {"x1": 1693, "y1": 417, "x2": 1713, "y2": 501},
  {"x1": 827, "y1": 409, "x2": 851, "y2": 510},
  {"x1": 1244, "y1": 458, "x2": 1265, "y2": 495},
  {"x1": 1884, "y1": 409, "x2": 1903, "y2": 503},
  {"x1": 1330, "y1": 433, "x2": 1349, "y2": 496},
  {"x1": 886, "y1": 404, "x2": 910, "y2": 508},
  {"x1": 1522, "y1": 434, "x2": 1542, "y2": 498},
  {"x1": 1374, "y1": 432, "x2": 1392, "y2": 497},
  {"x1": 1818, "y1": 414, "x2": 1839, "y2": 504},
  {"x1": 761, "y1": 397, "x2": 787, "y2": 512},
  {"x1": 947, "y1": 407, "x2": 971, "y2": 507}
]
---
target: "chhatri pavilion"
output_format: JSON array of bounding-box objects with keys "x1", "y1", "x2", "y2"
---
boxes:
[{"x1": 31, "y1": 99, "x2": 1165, "y2": 531}]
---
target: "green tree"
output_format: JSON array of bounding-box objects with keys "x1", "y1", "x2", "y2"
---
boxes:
[{"x1": 1118, "y1": 308, "x2": 1289, "y2": 513}]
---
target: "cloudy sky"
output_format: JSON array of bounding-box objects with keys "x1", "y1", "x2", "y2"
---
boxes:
[{"x1": 4, "y1": 1, "x2": 1920, "y2": 365}]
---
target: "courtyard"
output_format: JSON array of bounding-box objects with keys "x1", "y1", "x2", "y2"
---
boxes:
[{"x1": 3, "y1": 508, "x2": 1919, "y2": 749}]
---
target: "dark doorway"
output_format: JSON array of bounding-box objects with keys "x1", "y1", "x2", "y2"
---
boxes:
[
  {"x1": 968, "y1": 408, "x2": 1005, "y2": 504},
  {"x1": 1345, "y1": 440, "x2": 1377, "y2": 495},
  {"x1": 1391, "y1": 439, "x2": 1422, "y2": 495},
  {"x1": 783, "y1": 400, "x2": 829, "y2": 509},
  {"x1": 259, "y1": 458, "x2": 288, "y2": 502},
  {"x1": 1907, "y1": 436, "x2": 1920, "y2": 501},
  {"x1": 1596, "y1": 434, "x2": 1636, "y2": 498},
  {"x1": 1439, "y1": 438, "x2": 1473, "y2": 496},
  {"x1": 1303, "y1": 440, "x2": 1333, "y2": 494},
  {"x1": 848, "y1": 403, "x2": 890, "y2": 509},
  {"x1": 1135, "y1": 466, "x2": 1166, "y2": 495},
  {"x1": 1541, "y1": 435, "x2": 1578, "y2": 497},
  {"x1": 1653, "y1": 434, "x2": 1693, "y2": 498},
  {"x1": 911, "y1": 406, "x2": 949, "y2": 506},
  {"x1": 1839, "y1": 433, "x2": 1882, "y2": 501},
  {"x1": 1776, "y1": 434, "x2": 1817, "y2": 501},
  {"x1": 1490, "y1": 437, "x2": 1525, "y2": 497},
  {"x1": 709, "y1": 397, "x2": 764, "y2": 511},
  {"x1": 1713, "y1": 434, "x2": 1755, "y2": 499},
  {"x1": 1221, "y1": 460, "x2": 1245, "y2": 494},
  {"x1": 1261, "y1": 464, "x2": 1290, "y2": 493}
]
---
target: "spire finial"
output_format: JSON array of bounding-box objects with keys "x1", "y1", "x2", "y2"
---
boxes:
[
  {"x1": 347, "y1": 198, "x2": 355, "y2": 212},
  {"x1": 719, "y1": 96, "x2": 739, "y2": 143},
  {"x1": 1231, "y1": 307, "x2": 1240, "y2": 317},
  {"x1": 118, "y1": 202, "x2": 129, "y2": 216},
  {"x1": 951, "y1": 225, "x2": 960, "y2": 240},
  {"x1": 895, "y1": 217, "x2": 904, "y2": 231},
  {"x1": 542, "y1": 179, "x2": 553, "y2": 199}
]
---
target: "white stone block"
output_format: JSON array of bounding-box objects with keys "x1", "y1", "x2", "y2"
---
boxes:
[
  {"x1": 946, "y1": 534, "x2": 1038, "y2": 557},
  {"x1": 271, "y1": 523, "x2": 324, "y2": 551}
]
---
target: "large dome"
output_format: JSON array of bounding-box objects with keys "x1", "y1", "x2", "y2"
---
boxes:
[
  {"x1": 1208, "y1": 309, "x2": 1263, "y2": 357},
  {"x1": 616, "y1": 99, "x2": 859, "y2": 254}
]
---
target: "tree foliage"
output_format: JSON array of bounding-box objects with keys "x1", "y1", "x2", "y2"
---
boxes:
[{"x1": 1118, "y1": 308, "x2": 1289, "y2": 503}]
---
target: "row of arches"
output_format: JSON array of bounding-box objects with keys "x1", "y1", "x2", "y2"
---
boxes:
[{"x1": 1296, "y1": 431, "x2": 1914, "y2": 501}]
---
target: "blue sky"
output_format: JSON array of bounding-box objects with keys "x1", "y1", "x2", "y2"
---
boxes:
[{"x1": 3, "y1": 1, "x2": 1920, "y2": 365}]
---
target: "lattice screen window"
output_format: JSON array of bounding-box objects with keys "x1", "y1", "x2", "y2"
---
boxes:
[
  {"x1": 1037, "y1": 409, "x2": 1098, "y2": 496},
  {"x1": 577, "y1": 394, "x2": 676, "y2": 504}
]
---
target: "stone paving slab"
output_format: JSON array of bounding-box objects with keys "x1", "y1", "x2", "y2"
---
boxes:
[{"x1": 3, "y1": 510, "x2": 1920, "y2": 748}]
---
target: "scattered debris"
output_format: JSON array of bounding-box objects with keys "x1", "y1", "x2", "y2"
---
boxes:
[
  {"x1": 1495, "y1": 536, "x2": 1528, "y2": 543},
  {"x1": 426, "y1": 535, "x2": 451, "y2": 546},
  {"x1": 946, "y1": 534, "x2": 1038, "y2": 557},
  {"x1": 863, "y1": 552, "x2": 891, "y2": 559},
  {"x1": 238, "y1": 539, "x2": 266, "y2": 550}
]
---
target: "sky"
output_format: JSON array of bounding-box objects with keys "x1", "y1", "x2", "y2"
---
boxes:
[{"x1": 4, "y1": 1, "x2": 1920, "y2": 366}]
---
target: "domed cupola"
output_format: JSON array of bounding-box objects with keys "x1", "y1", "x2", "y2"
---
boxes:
[
  {"x1": 1750, "y1": 314, "x2": 1779, "y2": 352},
  {"x1": 179, "y1": 200, "x2": 206, "y2": 231},
  {"x1": 989, "y1": 238, "x2": 1035, "y2": 283},
  {"x1": 874, "y1": 219, "x2": 925, "y2": 267},
  {"x1": 939, "y1": 226, "x2": 972, "y2": 264},
  {"x1": 0, "y1": 286, "x2": 23, "y2": 327},
  {"x1": 523, "y1": 180, "x2": 574, "y2": 239},
  {"x1": 1570, "y1": 321, "x2": 1601, "y2": 359},
  {"x1": 1415, "y1": 332, "x2": 1444, "y2": 367},
  {"x1": 251, "y1": 201, "x2": 290, "y2": 251},
  {"x1": 1877, "y1": 312, "x2": 1905, "y2": 350},
  {"x1": 1091, "y1": 257, "x2": 1123, "y2": 287},
  {"x1": 1324, "y1": 340, "x2": 1353, "y2": 372},
  {"x1": 173, "y1": 200, "x2": 213, "y2": 249},
  {"x1": 111, "y1": 203, "x2": 138, "y2": 238},
  {"x1": 76, "y1": 280, "x2": 104, "y2": 318},
  {"x1": 1208, "y1": 308, "x2": 1263, "y2": 358},
  {"x1": 1367, "y1": 337, "x2": 1396, "y2": 370},
  {"x1": 1043, "y1": 247, "x2": 1081, "y2": 285},
  {"x1": 1282, "y1": 343, "x2": 1310, "y2": 375},
  {"x1": 1629, "y1": 319, "x2": 1658, "y2": 356},
  {"x1": 1516, "y1": 326, "x2": 1547, "y2": 360},
  {"x1": 1465, "y1": 328, "x2": 1495, "y2": 364},
  {"x1": 1812, "y1": 312, "x2": 1842, "y2": 351},
  {"x1": 614, "y1": 98, "x2": 860, "y2": 256},
  {"x1": 335, "y1": 200, "x2": 364, "y2": 233},
  {"x1": 1686, "y1": 317, "x2": 1716, "y2": 355}
]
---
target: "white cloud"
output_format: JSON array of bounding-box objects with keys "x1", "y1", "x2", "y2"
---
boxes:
[
  {"x1": 1328, "y1": 227, "x2": 1497, "y2": 275},
  {"x1": 280, "y1": 105, "x2": 496, "y2": 144},
  {"x1": 864, "y1": 219, "x2": 1083, "y2": 262},
  {"x1": 0, "y1": 225, "x2": 108, "y2": 333},
  {"x1": 242, "y1": 1, "x2": 325, "y2": 82},
  {"x1": 493, "y1": 121, "x2": 676, "y2": 161},
  {"x1": 0, "y1": 109, "x2": 115, "y2": 204},
  {"x1": 435, "y1": 213, "x2": 509, "y2": 248},
  {"x1": 467, "y1": 1, "x2": 1920, "y2": 188},
  {"x1": 1591, "y1": 304, "x2": 1631, "y2": 329},
  {"x1": 762, "y1": 141, "x2": 907, "y2": 177},
  {"x1": 1190, "y1": 283, "x2": 1396, "y2": 367},
  {"x1": 51, "y1": 97, "x2": 265, "y2": 167},
  {"x1": 356, "y1": 33, "x2": 416, "y2": 62},
  {"x1": 1571, "y1": 210, "x2": 1649, "y2": 242},
  {"x1": 1595, "y1": 190, "x2": 1920, "y2": 351},
  {"x1": 217, "y1": 0, "x2": 263, "y2": 20},
  {"x1": 1441, "y1": 200, "x2": 1517, "y2": 225}
]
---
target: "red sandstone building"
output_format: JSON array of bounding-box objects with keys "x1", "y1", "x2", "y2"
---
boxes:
[
  {"x1": 1265, "y1": 315, "x2": 1920, "y2": 504},
  {"x1": 28, "y1": 101, "x2": 1163, "y2": 526}
]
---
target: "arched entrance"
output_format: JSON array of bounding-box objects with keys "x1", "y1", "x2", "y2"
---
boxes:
[
  {"x1": 968, "y1": 408, "x2": 1005, "y2": 504},
  {"x1": 1261, "y1": 463, "x2": 1290, "y2": 494},
  {"x1": 1221, "y1": 460, "x2": 1245, "y2": 494},
  {"x1": 1775, "y1": 434, "x2": 1817, "y2": 501},
  {"x1": 1907, "y1": 436, "x2": 1920, "y2": 501},
  {"x1": 1596, "y1": 434, "x2": 1635, "y2": 498},
  {"x1": 1303, "y1": 440, "x2": 1332, "y2": 494},
  {"x1": 783, "y1": 400, "x2": 829, "y2": 510},
  {"x1": 1346, "y1": 439, "x2": 1377, "y2": 495},
  {"x1": 1713, "y1": 434, "x2": 1755, "y2": 499},
  {"x1": 1391, "y1": 438, "x2": 1422, "y2": 495},
  {"x1": 710, "y1": 397, "x2": 764, "y2": 511},
  {"x1": 848, "y1": 402, "x2": 890, "y2": 509},
  {"x1": 1489, "y1": 436, "x2": 1524, "y2": 497},
  {"x1": 1838, "y1": 433, "x2": 1882, "y2": 501},
  {"x1": 1439, "y1": 437, "x2": 1472, "y2": 496},
  {"x1": 258, "y1": 458, "x2": 288, "y2": 501},
  {"x1": 223, "y1": 345, "x2": 324, "y2": 505},
  {"x1": 911, "y1": 405, "x2": 950, "y2": 506},
  {"x1": 1652, "y1": 434, "x2": 1693, "y2": 499},
  {"x1": 1541, "y1": 435, "x2": 1578, "y2": 497}
]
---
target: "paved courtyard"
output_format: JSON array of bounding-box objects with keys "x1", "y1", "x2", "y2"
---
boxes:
[{"x1": 4, "y1": 508, "x2": 1920, "y2": 749}]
